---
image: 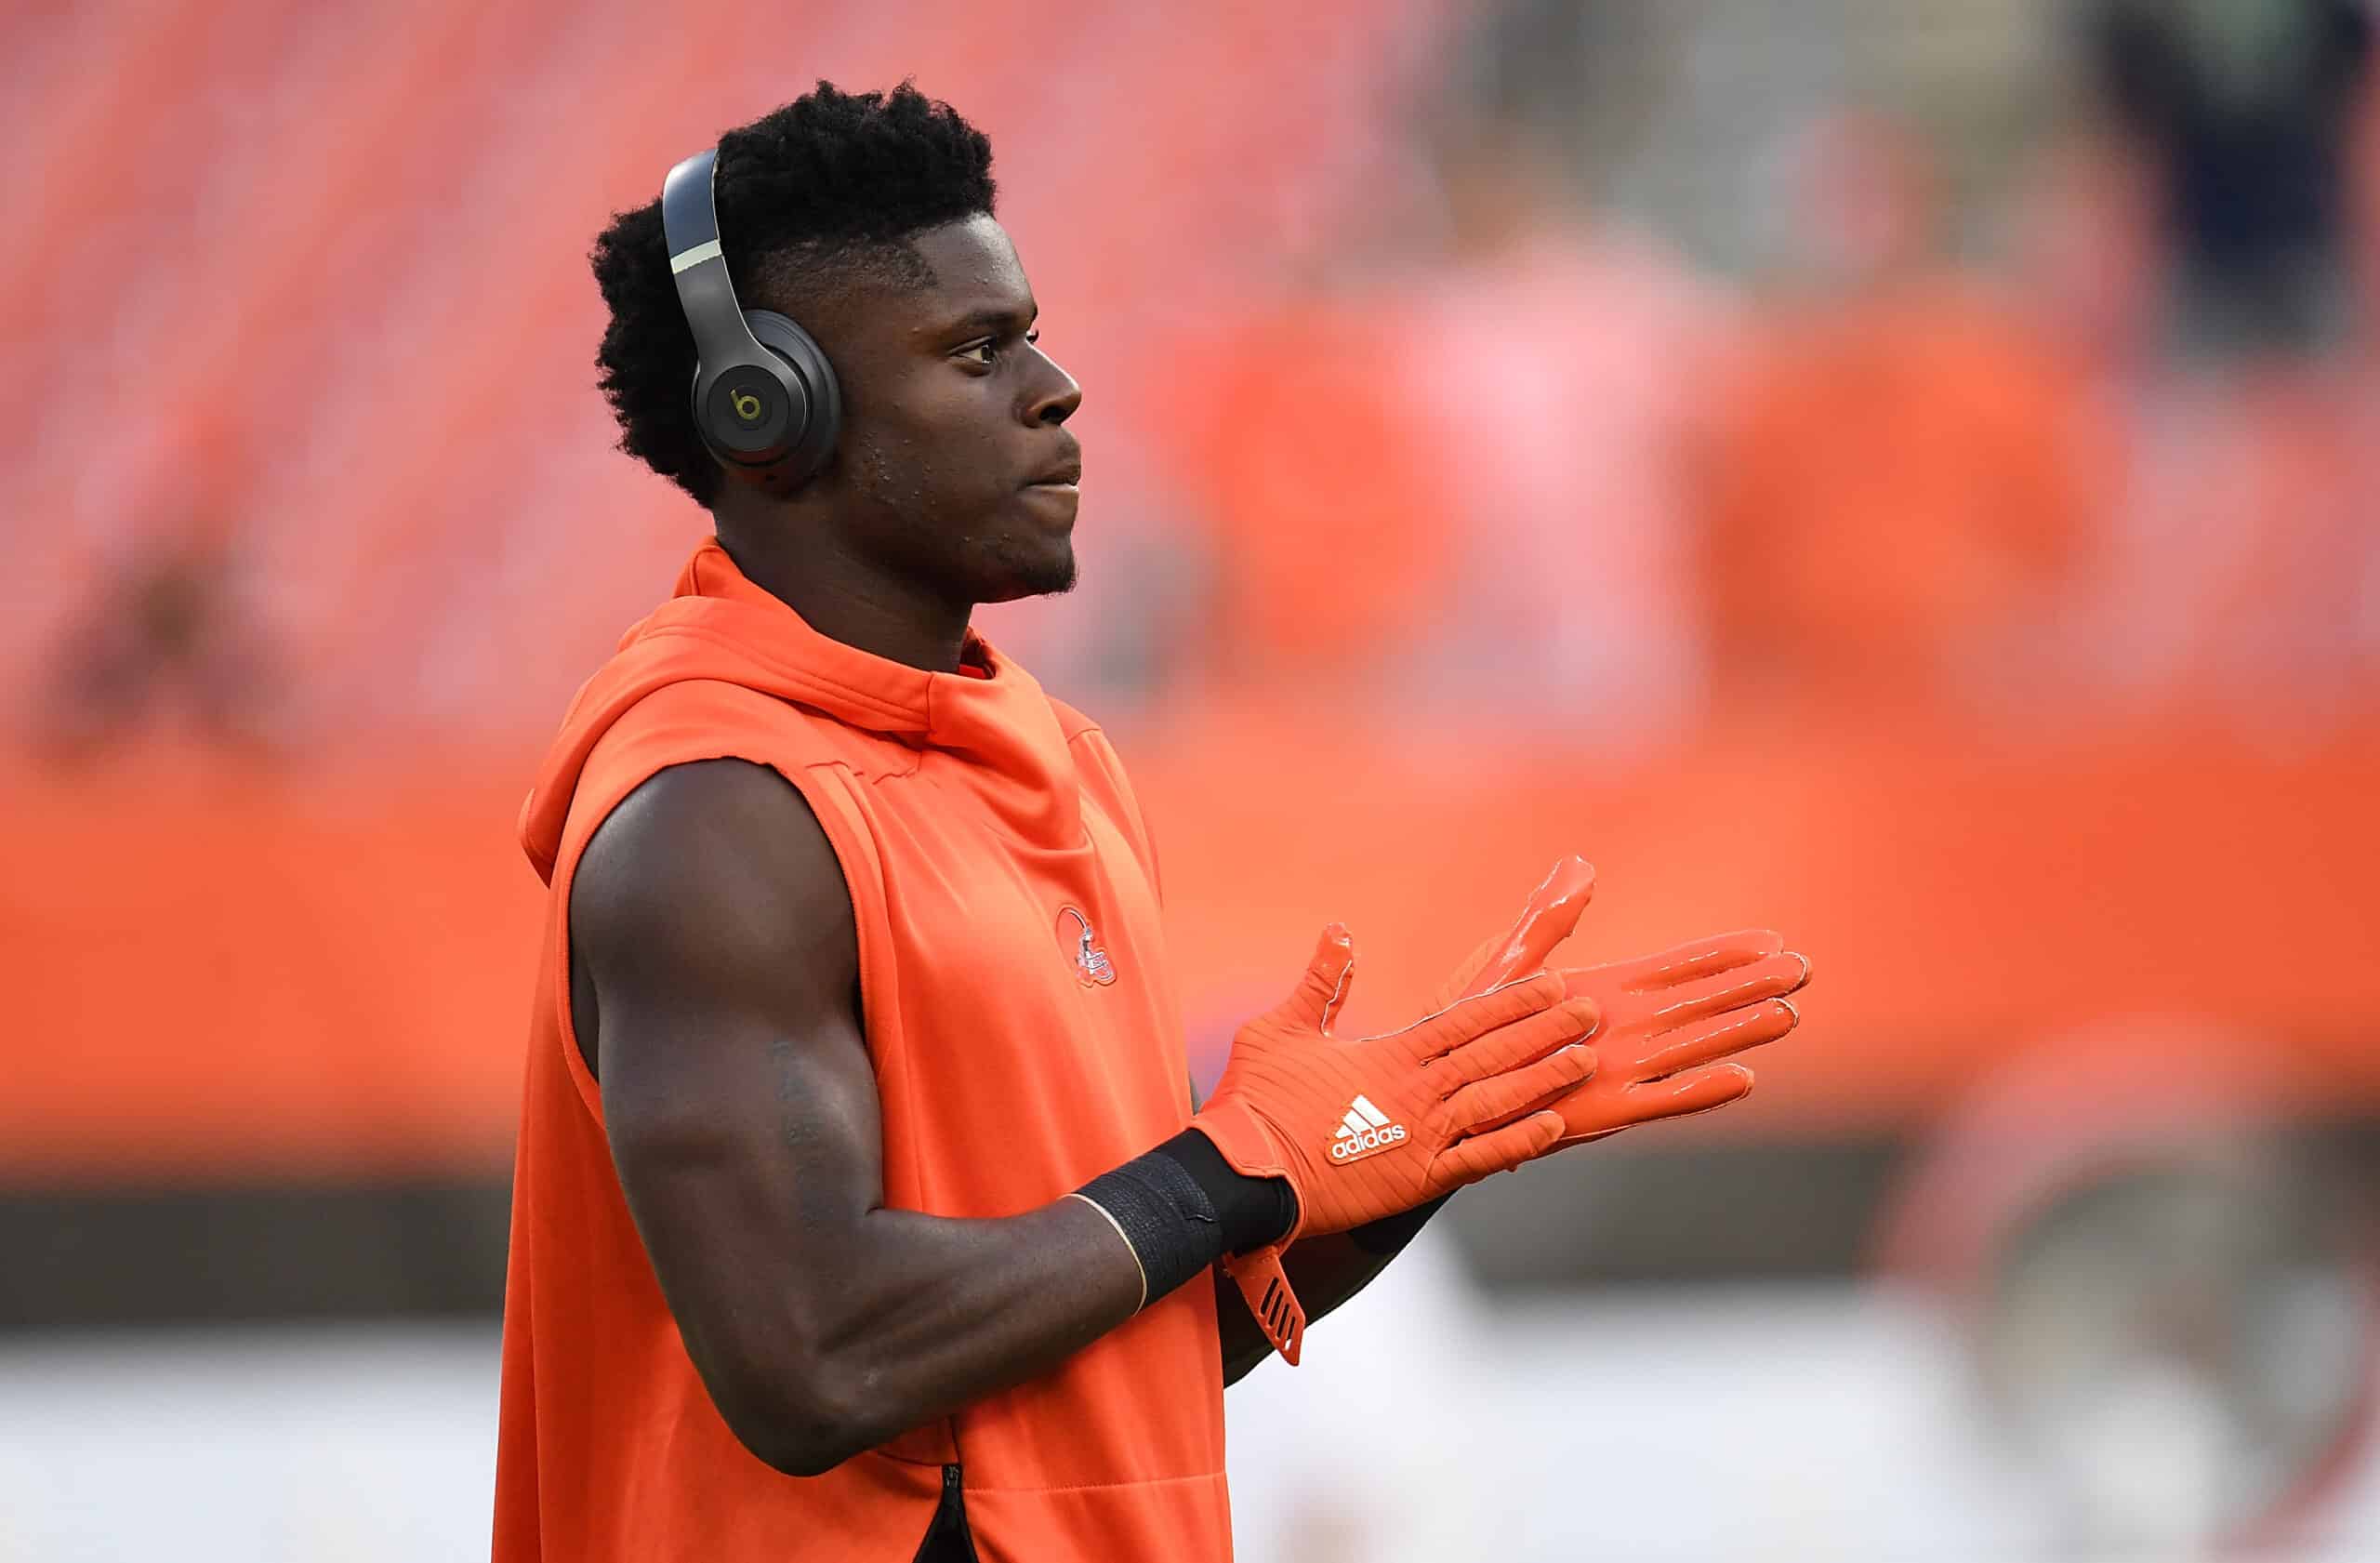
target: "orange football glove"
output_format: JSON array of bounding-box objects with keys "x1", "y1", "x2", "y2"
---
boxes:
[
  {"x1": 1191, "y1": 925, "x2": 1599, "y2": 1361},
  {"x1": 1437, "y1": 857, "x2": 1810, "y2": 1147}
]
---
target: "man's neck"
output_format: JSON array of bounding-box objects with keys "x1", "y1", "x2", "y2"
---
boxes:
[{"x1": 715, "y1": 526, "x2": 972, "y2": 675}]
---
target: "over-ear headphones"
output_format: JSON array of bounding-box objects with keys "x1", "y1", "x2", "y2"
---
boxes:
[{"x1": 660, "y1": 146, "x2": 842, "y2": 495}]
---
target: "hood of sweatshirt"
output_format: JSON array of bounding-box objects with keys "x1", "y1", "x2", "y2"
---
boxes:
[{"x1": 519, "y1": 540, "x2": 1080, "y2": 884}]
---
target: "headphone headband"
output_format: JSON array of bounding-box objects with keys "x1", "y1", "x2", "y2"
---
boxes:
[{"x1": 661, "y1": 151, "x2": 762, "y2": 372}]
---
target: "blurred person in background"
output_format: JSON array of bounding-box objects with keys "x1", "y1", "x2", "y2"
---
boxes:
[
  {"x1": 1162, "y1": 297, "x2": 1462, "y2": 701},
  {"x1": 1163, "y1": 104, "x2": 1717, "y2": 743},
  {"x1": 1951, "y1": 124, "x2": 2171, "y2": 711},
  {"x1": 1694, "y1": 108, "x2": 2111, "y2": 717},
  {"x1": 29, "y1": 406, "x2": 281, "y2": 758},
  {"x1": 1696, "y1": 1, "x2": 2380, "y2": 726},
  {"x1": 2090, "y1": 0, "x2": 2373, "y2": 357},
  {"x1": 1396, "y1": 112, "x2": 1720, "y2": 737},
  {"x1": 2079, "y1": 0, "x2": 2380, "y2": 718}
]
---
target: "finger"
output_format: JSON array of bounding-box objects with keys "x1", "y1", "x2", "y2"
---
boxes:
[
  {"x1": 1633, "y1": 952, "x2": 1810, "y2": 1032},
  {"x1": 1452, "y1": 857, "x2": 1597, "y2": 1002},
  {"x1": 1564, "y1": 1062, "x2": 1753, "y2": 1138},
  {"x1": 1629, "y1": 998, "x2": 1800, "y2": 1078},
  {"x1": 1407, "y1": 971, "x2": 1566, "y2": 1060},
  {"x1": 1573, "y1": 929, "x2": 1786, "y2": 995},
  {"x1": 1440, "y1": 1042, "x2": 1596, "y2": 1131},
  {"x1": 1264, "y1": 925, "x2": 1357, "y2": 1035},
  {"x1": 1432, "y1": 996, "x2": 1599, "y2": 1081},
  {"x1": 1437, "y1": 1108, "x2": 1566, "y2": 1186}
]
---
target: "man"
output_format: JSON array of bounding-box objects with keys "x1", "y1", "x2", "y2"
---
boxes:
[{"x1": 496, "y1": 83, "x2": 1805, "y2": 1562}]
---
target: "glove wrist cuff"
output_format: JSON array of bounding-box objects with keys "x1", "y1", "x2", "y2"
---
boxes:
[{"x1": 1186, "y1": 1102, "x2": 1289, "y2": 1185}]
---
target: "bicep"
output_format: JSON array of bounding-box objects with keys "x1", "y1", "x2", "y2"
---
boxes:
[{"x1": 570, "y1": 761, "x2": 882, "y2": 1398}]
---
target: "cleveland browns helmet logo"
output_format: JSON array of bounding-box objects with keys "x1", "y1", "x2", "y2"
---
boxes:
[{"x1": 1055, "y1": 906, "x2": 1117, "y2": 987}]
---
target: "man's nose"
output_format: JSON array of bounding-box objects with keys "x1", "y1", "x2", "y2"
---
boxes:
[{"x1": 1025, "y1": 354, "x2": 1082, "y2": 426}]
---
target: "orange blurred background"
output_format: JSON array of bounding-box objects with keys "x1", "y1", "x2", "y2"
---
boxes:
[
  {"x1": 6, "y1": 0, "x2": 2375, "y2": 1180},
  {"x1": 7, "y1": 2, "x2": 2380, "y2": 1558}
]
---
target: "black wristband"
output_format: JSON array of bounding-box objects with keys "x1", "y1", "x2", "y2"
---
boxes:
[
  {"x1": 1347, "y1": 1192, "x2": 1453, "y2": 1257},
  {"x1": 1072, "y1": 1132, "x2": 1297, "y2": 1307}
]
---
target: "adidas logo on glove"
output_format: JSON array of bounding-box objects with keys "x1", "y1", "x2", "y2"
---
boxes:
[{"x1": 1329, "y1": 1093, "x2": 1407, "y2": 1163}]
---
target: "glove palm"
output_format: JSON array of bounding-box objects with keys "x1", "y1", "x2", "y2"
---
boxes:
[{"x1": 1437, "y1": 858, "x2": 1811, "y2": 1146}]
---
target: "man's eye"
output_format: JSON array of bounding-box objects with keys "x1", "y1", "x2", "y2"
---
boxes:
[{"x1": 960, "y1": 329, "x2": 1038, "y2": 368}]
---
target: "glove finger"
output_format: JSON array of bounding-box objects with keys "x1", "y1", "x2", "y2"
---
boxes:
[
  {"x1": 1263, "y1": 925, "x2": 1358, "y2": 1035},
  {"x1": 1406, "y1": 972, "x2": 1567, "y2": 1062},
  {"x1": 1574, "y1": 930, "x2": 1787, "y2": 996},
  {"x1": 1442, "y1": 856, "x2": 1597, "y2": 1009},
  {"x1": 1431, "y1": 996, "x2": 1599, "y2": 1081},
  {"x1": 1563, "y1": 1062, "x2": 1753, "y2": 1138},
  {"x1": 1431, "y1": 934, "x2": 1502, "y2": 1021},
  {"x1": 1628, "y1": 999, "x2": 1801, "y2": 1079},
  {"x1": 1437, "y1": 1108, "x2": 1567, "y2": 1186},
  {"x1": 1631, "y1": 1061, "x2": 1756, "y2": 1122},
  {"x1": 1439, "y1": 1042, "x2": 1597, "y2": 1131},
  {"x1": 1628, "y1": 953, "x2": 1810, "y2": 1032}
]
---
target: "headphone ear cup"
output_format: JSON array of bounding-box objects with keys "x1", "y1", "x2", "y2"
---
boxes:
[{"x1": 742, "y1": 310, "x2": 842, "y2": 491}]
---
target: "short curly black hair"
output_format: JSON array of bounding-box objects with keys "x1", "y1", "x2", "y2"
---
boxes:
[{"x1": 590, "y1": 82, "x2": 997, "y2": 507}]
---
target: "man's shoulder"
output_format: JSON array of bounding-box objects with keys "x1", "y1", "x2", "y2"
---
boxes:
[
  {"x1": 1044, "y1": 694, "x2": 1138, "y2": 788},
  {"x1": 573, "y1": 757, "x2": 853, "y2": 972},
  {"x1": 1040, "y1": 693, "x2": 1160, "y2": 858},
  {"x1": 1043, "y1": 695, "x2": 1098, "y2": 740},
  {"x1": 591, "y1": 676, "x2": 924, "y2": 784}
]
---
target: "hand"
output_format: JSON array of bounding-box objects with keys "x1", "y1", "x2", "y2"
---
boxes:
[
  {"x1": 1190, "y1": 925, "x2": 1599, "y2": 1360},
  {"x1": 1195, "y1": 926, "x2": 1598, "y2": 1238},
  {"x1": 1437, "y1": 857, "x2": 1810, "y2": 1146}
]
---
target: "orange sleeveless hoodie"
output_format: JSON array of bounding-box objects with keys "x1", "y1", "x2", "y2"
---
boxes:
[{"x1": 496, "y1": 541, "x2": 1231, "y2": 1562}]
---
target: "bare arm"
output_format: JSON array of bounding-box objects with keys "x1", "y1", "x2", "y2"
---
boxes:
[{"x1": 571, "y1": 759, "x2": 1144, "y2": 1477}]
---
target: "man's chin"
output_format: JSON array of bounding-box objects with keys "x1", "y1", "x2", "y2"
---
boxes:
[{"x1": 978, "y1": 548, "x2": 1078, "y2": 604}]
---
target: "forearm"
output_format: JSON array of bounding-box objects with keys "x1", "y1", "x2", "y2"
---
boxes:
[
  {"x1": 702, "y1": 1130, "x2": 1280, "y2": 1471},
  {"x1": 771, "y1": 1197, "x2": 1144, "y2": 1460}
]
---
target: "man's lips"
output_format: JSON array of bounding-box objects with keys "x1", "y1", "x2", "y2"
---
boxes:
[{"x1": 1026, "y1": 454, "x2": 1083, "y2": 489}]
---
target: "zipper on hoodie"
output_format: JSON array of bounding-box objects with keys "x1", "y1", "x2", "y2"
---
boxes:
[{"x1": 909, "y1": 1463, "x2": 977, "y2": 1563}]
